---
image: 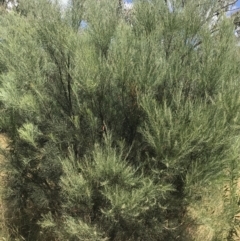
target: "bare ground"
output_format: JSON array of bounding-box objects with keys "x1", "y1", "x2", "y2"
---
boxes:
[{"x1": 0, "y1": 133, "x2": 10, "y2": 240}]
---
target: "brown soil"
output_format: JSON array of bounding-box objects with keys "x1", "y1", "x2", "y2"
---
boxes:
[
  {"x1": 0, "y1": 133, "x2": 9, "y2": 240},
  {"x1": 0, "y1": 133, "x2": 9, "y2": 182},
  {"x1": 0, "y1": 134, "x2": 9, "y2": 151}
]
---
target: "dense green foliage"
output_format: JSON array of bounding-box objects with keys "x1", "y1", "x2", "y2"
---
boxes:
[{"x1": 0, "y1": 0, "x2": 240, "y2": 240}]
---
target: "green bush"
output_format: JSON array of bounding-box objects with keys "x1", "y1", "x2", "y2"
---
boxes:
[{"x1": 0, "y1": 0, "x2": 240, "y2": 240}]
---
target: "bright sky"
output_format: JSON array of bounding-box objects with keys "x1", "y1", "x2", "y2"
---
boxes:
[
  {"x1": 236, "y1": 0, "x2": 240, "y2": 8},
  {"x1": 59, "y1": 0, "x2": 68, "y2": 6}
]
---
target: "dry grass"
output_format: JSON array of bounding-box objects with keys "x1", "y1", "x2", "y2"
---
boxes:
[
  {"x1": 184, "y1": 186, "x2": 225, "y2": 241},
  {"x1": 182, "y1": 179, "x2": 240, "y2": 241},
  {"x1": 0, "y1": 133, "x2": 11, "y2": 241}
]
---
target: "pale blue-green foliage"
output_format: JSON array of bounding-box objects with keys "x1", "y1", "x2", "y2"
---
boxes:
[
  {"x1": 62, "y1": 216, "x2": 106, "y2": 241},
  {"x1": 0, "y1": 15, "x2": 45, "y2": 112},
  {"x1": 82, "y1": 0, "x2": 120, "y2": 58},
  {"x1": 61, "y1": 150, "x2": 92, "y2": 211},
  {"x1": 18, "y1": 123, "x2": 42, "y2": 148},
  {"x1": 137, "y1": 9, "x2": 240, "y2": 195},
  {"x1": 58, "y1": 136, "x2": 172, "y2": 240}
]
